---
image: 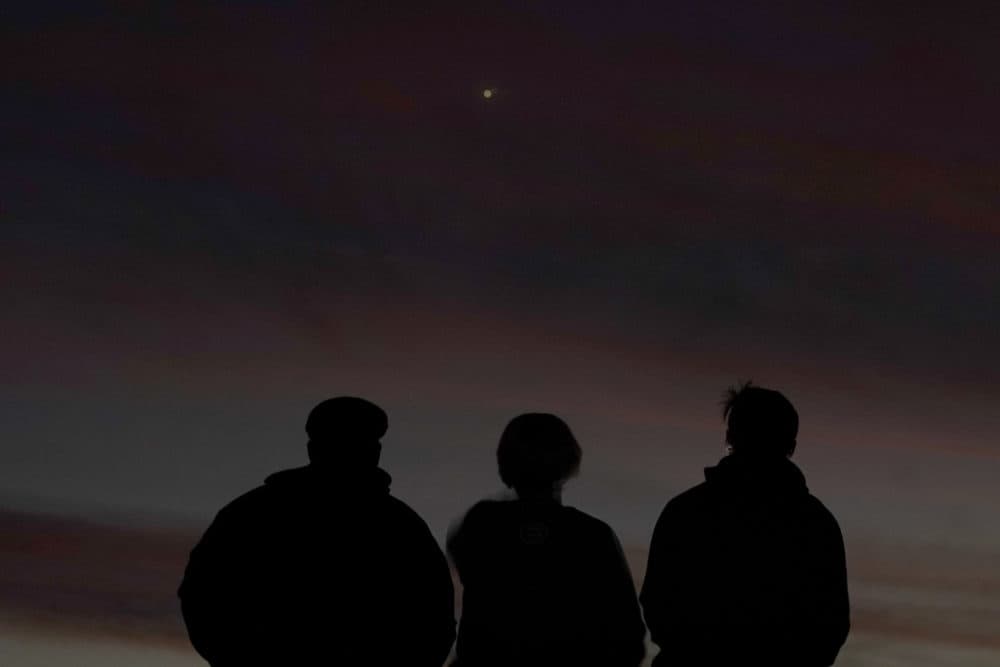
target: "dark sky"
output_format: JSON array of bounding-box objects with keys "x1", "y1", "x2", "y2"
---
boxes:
[
  {"x1": 5, "y1": 1, "x2": 1000, "y2": 547},
  {"x1": 5, "y1": 2, "x2": 1000, "y2": 663}
]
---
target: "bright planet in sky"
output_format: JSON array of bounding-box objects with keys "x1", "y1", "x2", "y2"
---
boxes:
[{"x1": 482, "y1": 88, "x2": 495, "y2": 99}]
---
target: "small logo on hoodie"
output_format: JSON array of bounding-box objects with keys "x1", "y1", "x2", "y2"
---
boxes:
[{"x1": 519, "y1": 521, "x2": 551, "y2": 545}]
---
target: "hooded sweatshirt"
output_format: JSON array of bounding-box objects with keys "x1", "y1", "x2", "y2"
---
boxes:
[
  {"x1": 448, "y1": 497, "x2": 646, "y2": 666},
  {"x1": 640, "y1": 455, "x2": 849, "y2": 666}
]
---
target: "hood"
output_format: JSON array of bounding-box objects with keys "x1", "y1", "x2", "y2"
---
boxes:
[
  {"x1": 264, "y1": 464, "x2": 392, "y2": 495},
  {"x1": 704, "y1": 454, "x2": 808, "y2": 497}
]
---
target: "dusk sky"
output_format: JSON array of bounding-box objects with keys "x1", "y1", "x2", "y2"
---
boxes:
[{"x1": 4, "y1": 2, "x2": 1000, "y2": 664}]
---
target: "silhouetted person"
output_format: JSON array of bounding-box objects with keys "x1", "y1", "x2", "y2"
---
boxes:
[
  {"x1": 178, "y1": 397, "x2": 456, "y2": 666},
  {"x1": 447, "y1": 413, "x2": 646, "y2": 666},
  {"x1": 641, "y1": 383, "x2": 849, "y2": 666}
]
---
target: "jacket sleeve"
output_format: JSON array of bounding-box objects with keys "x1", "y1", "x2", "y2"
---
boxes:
[
  {"x1": 445, "y1": 506, "x2": 472, "y2": 579},
  {"x1": 595, "y1": 527, "x2": 647, "y2": 666},
  {"x1": 639, "y1": 500, "x2": 699, "y2": 662},
  {"x1": 178, "y1": 508, "x2": 252, "y2": 665},
  {"x1": 803, "y1": 512, "x2": 850, "y2": 665},
  {"x1": 387, "y1": 511, "x2": 456, "y2": 667}
]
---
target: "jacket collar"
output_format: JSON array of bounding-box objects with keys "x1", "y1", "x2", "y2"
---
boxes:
[
  {"x1": 704, "y1": 453, "x2": 808, "y2": 495},
  {"x1": 265, "y1": 464, "x2": 392, "y2": 494}
]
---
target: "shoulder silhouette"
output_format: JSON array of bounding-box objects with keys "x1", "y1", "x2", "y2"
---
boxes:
[
  {"x1": 448, "y1": 413, "x2": 646, "y2": 666},
  {"x1": 178, "y1": 396, "x2": 455, "y2": 666},
  {"x1": 641, "y1": 383, "x2": 850, "y2": 666}
]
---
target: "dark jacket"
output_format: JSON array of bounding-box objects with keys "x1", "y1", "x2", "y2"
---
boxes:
[
  {"x1": 178, "y1": 465, "x2": 456, "y2": 666},
  {"x1": 640, "y1": 455, "x2": 850, "y2": 666},
  {"x1": 448, "y1": 499, "x2": 646, "y2": 666}
]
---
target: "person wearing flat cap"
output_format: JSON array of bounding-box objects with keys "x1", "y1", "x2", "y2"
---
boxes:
[{"x1": 179, "y1": 397, "x2": 456, "y2": 666}]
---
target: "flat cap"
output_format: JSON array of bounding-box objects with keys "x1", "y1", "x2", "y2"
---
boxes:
[{"x1": 305, "y1": 396, "x2": 388, "y2": 442}]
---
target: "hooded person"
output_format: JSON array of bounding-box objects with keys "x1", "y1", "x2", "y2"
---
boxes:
[
  {"x1": 640, "y1": 383, "x2": 850, "y2": 666},
  {"x1": 178, "y1": 397, "x2": 456, "y2": 666}
]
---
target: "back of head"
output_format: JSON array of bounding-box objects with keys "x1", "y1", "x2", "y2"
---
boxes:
[
  {"x1": 723, "y1": 382, "x2": 798, "y2": 458},
  {"x1": 305, "y1": 396, "x2": 388, "y2": 468},
  {"x1": 497, "y1": 413, "x2": 582, "y2": 495}
]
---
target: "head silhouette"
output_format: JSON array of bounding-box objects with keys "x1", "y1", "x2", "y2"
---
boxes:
[
  {"x1": 723, "y1": 382, "x2": 798, "y2": 458},
  {"x1": 305, "y1": 396, "x2": 388, "y2": 468},
  {"x1": 497, "y1": 413, "x2": 582, "y2": 497}
]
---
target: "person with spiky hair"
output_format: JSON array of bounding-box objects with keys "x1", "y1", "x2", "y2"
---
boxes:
[
  {"x1": 641, "y1": 383, "x2": 850, "y2": 666},
  {"x1": 179, "y1": 397, "x2": 455, "y2": 666},
  {"x1": 448, "y1": 413, "x2": 646, "y2": 666}
]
